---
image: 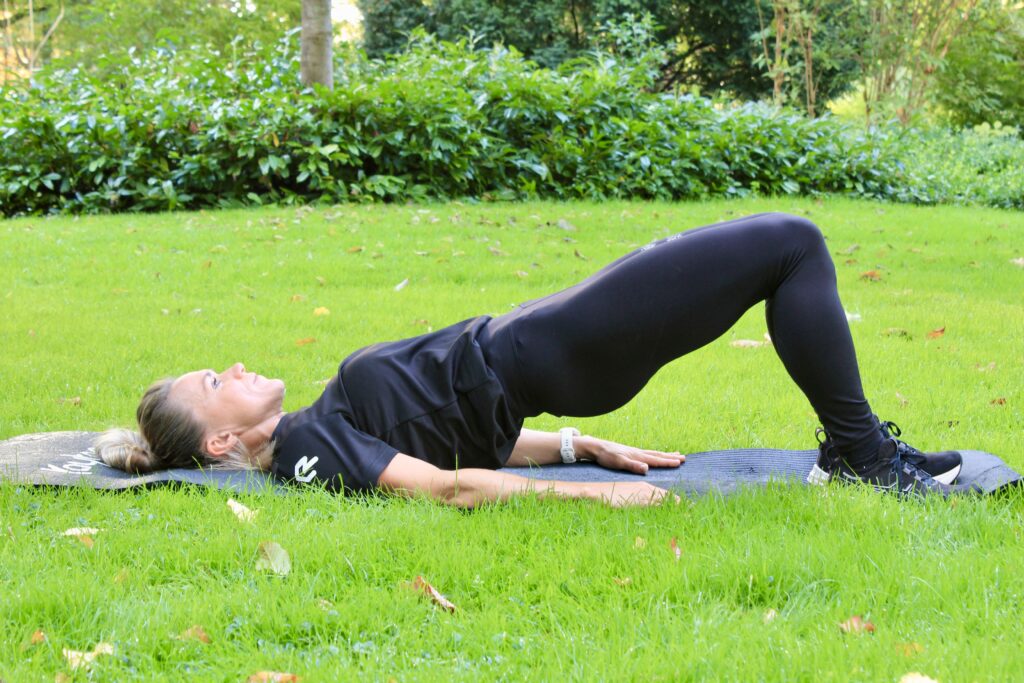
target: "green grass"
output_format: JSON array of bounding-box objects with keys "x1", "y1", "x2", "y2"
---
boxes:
[{"x1": 1, "y1": 197, "x2": 1022, "y2": 681}]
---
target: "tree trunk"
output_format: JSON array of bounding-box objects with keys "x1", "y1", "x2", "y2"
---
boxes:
[{"x1": 301, "y1": 0, "x2": 332, "y2": 89}]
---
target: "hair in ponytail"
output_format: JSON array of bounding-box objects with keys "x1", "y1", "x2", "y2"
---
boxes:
[{"x1": 95, "y1": 377, "x2": 274, "y2": 474}]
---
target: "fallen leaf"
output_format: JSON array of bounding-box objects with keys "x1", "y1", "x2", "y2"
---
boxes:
[
  {"x1": 247, "y1": 672, "x2": 302, "y2": 683},
  {"x1": 844, "y1": 258, "x2": 858, "y2": 265},
  {"x1": 255, "y1": 541, "x2": 291, "y2": 577},
  {"x1": 883, "y1": 327, "x2": 911, "y2": 339},
  {"x1": 763, "y1": 609, "x2": 778, "y2": 623},
  {"x1": 410, "y1": 575, "x2": 457, "y2": 612},
  {"x1": 896, "y1": 392, "x2": 909, "y2": 407},
  {"x1": 295, "y1": 337, "x2": 316, "y2": 347},
  {"x1": 31, "y1": 629, "x2": 47, "y2": 644},
  {"x1": 1010, "y1": 257, "x2": 1024, "y2": 268},
  {"x1": 64, "y1": 527, "x2": 100, "y2": 537},
  {"x1": 488, "y1": 246, "x2": 508, "y2": 256},
  {"x1": 634, "y1": 536, "x2": 646, "y2": 549},
  {"x1": 730, "y1": 339, "x2": 769, "y2": 348},
  {"x1": 176, "y1": 625, "x2": 212, "y2": 644},
  {"x1": 316, "y1": 598, "x2": 335, "y2": 612},
  {"x1": 63, "y1": 642, "x2": 114, "y2": 669},
  {"x1": 58, "y1": 396, "x2": 81, "y2": 407},
  {"x1": 113, "y1": 568, "x2": 130, "y2": 584},
  {"x1": 227, "y1": 499, "x2": 258, "y2": 523},
  {"x1": 315, "y1": 276, "x2": 326, "y2": 286},
  {"x1": 991, "y1": 397, "x2": 1006, "y2": 406},
  {"x1": 346, "y1": 245, "x2": 364, "y2": 253},
  {"x1": 56, "y1": 674, "x2": 72, "y2": 683},
  {"x1": 838, "y1": 615, "x2": 876, "y2": 634},
  {"x1": 290, "y1": 294, "x2": 306, "y2": 302},
  {"x1": 896, "y1": 642, "x2": 925, "y2": 656},
  {"x1": 613, "y1": 577, "x2": 633, "y2": 587},
  {"x1": 670, "y1": 537, "x2": 682, "y2": 561},
  {"x1": 926, "y1": 327, "x2": 945, "y2": 339},
  {"x1": 313, "y1": 307, "x2": 330, "y2": 316},
  {"x1": 899, "y1": 674, "x2": 939, "y2": 683},
  {"x1": 394, "y1": 278, "x2": 409, "y2": 291},
  {"x1": 975, "y1": 362, "x2": 996, "y2": 372},
  {"x1": 573, "y1": 248, "x2": 589, "y2": 260},
  {"x1": 859, "y1": 270, "x2": 882, "y2": 281},
  {"x1": 75, "y1": 535, "x2": 94, "y2": 549}
]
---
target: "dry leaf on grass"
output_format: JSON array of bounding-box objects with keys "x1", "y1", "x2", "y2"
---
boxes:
[
  {"x1": 573, "y1": 248, "x2": 589, "y2": 261},
  {"x1": 247, "y1": 672, "x2": 302, "y2": 682},
  {"x1": 31, "y1": 629, "x2": 47, "y2": 645},
  {"x1": 730, "y1": 333, "x2": 773, "y2": 349},
  {"x1": 64, "y1": 527, "x2": 99, "y2": 549},
  {"x1": 838, "y1": 615, "x2": 876, "y2": 634},
  {"x1": 63, "y1": 642, "x2": 114, "y2": 669},
  {"x1": 896, "y1": 642, "x2": 925, "y2": 656},
  {"x1": 227, "y1": 499, "x2": 258, "y2": 523},
  {"x1": 255, "y1": 541, "x2": 291, "y2": 577},
  {"x1": 670, "y1": 537, "x2": 682, "y2": 561},
  {"x1": 312, "y1": 307, "x2": 330, "y2": 316},
  {"x1": 410, "y1": 576, "x2": 457, "y2": 612},
  {"x1": 899, "y1": 674, "x2": 939, "y2": 683},
  {"x1": 896, "y1": 391, "x2": 910, "y2": 407},
  {"x1": 991, "y1": 397, "x2": 1007, "y2": 406},
  {"x1": 926, "y1": 327, "x2": 946, "y2": 339},
  {"x1": 488, "y1": 246, "x2": 508, "y2": 256},
  {"x1": 613, "y1": 577, "x2": 633, "y2": 587},
  {"x1": 176, "y1": 625, "x2": 212, "y2": 644},
  {"x1": 295, "y1": 337, "x2": 316, "y2": 347},
  {"x1": 634, "y1": 536, "x2": 646, "y2": 549},
  {"x1": 346, "y1": 245, "x2": 364, "y2": 254},
  {"x1": 859, "y1": 270, "x2": 882, "y2": 281}
]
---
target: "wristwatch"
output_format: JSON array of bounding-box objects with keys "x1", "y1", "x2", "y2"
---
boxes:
[{"x1": 559, "y1": 427, "x2": 581, "y2": 464}]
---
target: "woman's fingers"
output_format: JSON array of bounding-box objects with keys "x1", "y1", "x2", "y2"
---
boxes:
[{"x1": 633, "y1": 451, "x2": 684, "y2": 467}]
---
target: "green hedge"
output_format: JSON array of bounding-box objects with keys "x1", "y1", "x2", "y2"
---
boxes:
[{"x1": 0, "y1": 32, "x2": 1016, "y2": 216}]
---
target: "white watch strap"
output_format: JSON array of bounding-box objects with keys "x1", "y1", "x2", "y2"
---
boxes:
[{"x1": 560, "y1": 427, "x2": 581, "y2": 464}]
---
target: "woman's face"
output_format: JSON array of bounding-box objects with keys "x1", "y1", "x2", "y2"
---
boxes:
[{"x1": 170, "y1": 362, "x2": 285, "y2": 437}]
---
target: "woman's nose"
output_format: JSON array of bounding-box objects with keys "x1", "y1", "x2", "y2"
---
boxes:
[{"x1": 223, "y1": 362, "x2": 245, "y2": 377}]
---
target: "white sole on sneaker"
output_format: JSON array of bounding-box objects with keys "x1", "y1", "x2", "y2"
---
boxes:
[{"x1": 932, "y1": 463, "x2": 961, "y2": 486}]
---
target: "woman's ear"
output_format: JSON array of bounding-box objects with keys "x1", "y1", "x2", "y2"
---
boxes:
[{"x1": 205, "y1": 431, "x2": 238, "y2": 457}]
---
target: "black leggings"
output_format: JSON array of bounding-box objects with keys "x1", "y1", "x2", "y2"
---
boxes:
[{"x1": 478, "y1": 212, "x2": 881, "y2": 458}]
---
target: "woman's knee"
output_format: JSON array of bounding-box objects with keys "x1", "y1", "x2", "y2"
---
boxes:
[{"x1": 764, "y1": 212, "x2": 826, "y2": 251}]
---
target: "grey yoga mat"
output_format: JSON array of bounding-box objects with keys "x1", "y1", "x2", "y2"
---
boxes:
[{"x1": 1, "y1": 431, "x2": 1018, "y2": 496}]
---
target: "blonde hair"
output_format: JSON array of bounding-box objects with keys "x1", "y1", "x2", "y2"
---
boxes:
[{"x1": 94, "y1": 377, "x2": 274, "y2": 474}]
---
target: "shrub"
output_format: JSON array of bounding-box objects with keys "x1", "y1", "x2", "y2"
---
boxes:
[{"x1": 0, "y1": 30, "x2": 1017, "y2": 216}]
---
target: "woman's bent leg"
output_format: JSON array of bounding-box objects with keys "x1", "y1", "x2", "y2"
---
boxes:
[{"x1": 481, "y1": 212, "x2": 883, "y2": 463}]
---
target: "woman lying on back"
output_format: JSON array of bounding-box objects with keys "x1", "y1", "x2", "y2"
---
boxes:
[{"x1": 96, "y1": 213, "x2": 962, "y2": 507}]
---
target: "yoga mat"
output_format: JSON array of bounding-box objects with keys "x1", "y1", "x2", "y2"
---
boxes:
[{"x1": 0, "y1": 431, "x2": 1018, "y2": 496}]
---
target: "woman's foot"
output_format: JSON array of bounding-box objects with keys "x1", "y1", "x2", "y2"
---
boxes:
[{"x1": 807, "y1": 421, "x2": 961, "y2": 496}]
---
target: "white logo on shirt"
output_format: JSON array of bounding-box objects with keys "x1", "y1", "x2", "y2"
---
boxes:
[{"x1": 294, "y1": 456, "x2": 319, "y2": 483}]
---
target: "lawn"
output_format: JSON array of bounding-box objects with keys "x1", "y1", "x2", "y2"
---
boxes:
[{"x1": 1, "y1": 197, "x2": 1022, "y2": 681}]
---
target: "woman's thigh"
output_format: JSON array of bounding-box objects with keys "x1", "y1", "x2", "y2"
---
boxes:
[{"x1": 486, "y1": 212, "x2": 822, "y2": 417}]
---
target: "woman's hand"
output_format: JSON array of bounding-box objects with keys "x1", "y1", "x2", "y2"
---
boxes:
[
  {"x1": 587, "y1": 481, "x2": 681, "y2": 508},
  {"x1": 578, "y1": 436, "x2": 685, "y2": 475}
]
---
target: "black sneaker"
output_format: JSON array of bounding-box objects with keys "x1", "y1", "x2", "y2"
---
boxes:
[
  {"x1": 836, "y1": 438, "x2": 954, "y2": 497},
  {"x1": 807, "y1": 423, "x2": 962, "y2": 486}
]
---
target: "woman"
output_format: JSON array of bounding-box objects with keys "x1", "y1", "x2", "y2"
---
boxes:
[{"x1": 96, "y1": 212, "x2": 962, "y2": 507}]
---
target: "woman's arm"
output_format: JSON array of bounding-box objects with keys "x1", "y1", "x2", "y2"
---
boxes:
[
  {"x1": 377, "y1": 453, "x2": 678, "y2": 508},
  {"x1": 506, "y1": 428, "x2": 685, "y2": 474}
]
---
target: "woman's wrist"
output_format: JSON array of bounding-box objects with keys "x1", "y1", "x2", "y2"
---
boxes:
[{"x1": 573, "y1": 435, "x2": 597, "y2": 462}]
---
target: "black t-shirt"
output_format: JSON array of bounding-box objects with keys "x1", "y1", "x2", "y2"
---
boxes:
[{"x1": 269, "y1": 316, "x2": 524, "y2": 493}]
